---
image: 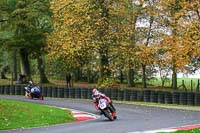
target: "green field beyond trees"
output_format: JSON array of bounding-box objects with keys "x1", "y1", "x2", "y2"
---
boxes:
[{"x1": 0, "y1": 99, "x2": 76, "y2": 130}]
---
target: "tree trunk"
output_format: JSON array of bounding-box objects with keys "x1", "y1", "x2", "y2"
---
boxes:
[
  {"x1": 87, "y1": 68, "x2": 92, "y2": 83},
  {"x1": 172, "y1": 66, "x2": 177, "y2": 89},
  {"x1": 99, "y1": 53, "x2": 110, "y2": 84},
  {"x1": 127, "y1": 68, "x2": 135, "y2": 87},
  {"x1": 13, "y1": 50, "x2": 17, "y2": 81},
  {"x1": 161, "y1": 79, "x2": 165, "y2": 88},
  {"x1": 37, "y1": 52, "x2": 49, "y2": 83},
  {"x1": 97, "y1": 0, "x2": 110, "y2": 84},
  {"x1": 120, "y1": 70, "x2": 123, "y2": 84},
  {"x1": 74, "y1": 68, "x2": 81, "y2": 81},
  {"x1": 0, "y1": 71, "x2": 7, "y2": 79},
  {"x1": 19, "y1": 48, "x2": 31, "y2": 80},
  {"x1": 126, "y1": 0, "x2": 141, "y2": 88},
  {"x1": 142, "y1": 64, "x2": 147, "y2": 88},
  {"x1": 142, "y1": 15, "x2": 154, "y2": 89},
  {"x1": 99, "y1": 64, "x2": 104, "y2": 84}
]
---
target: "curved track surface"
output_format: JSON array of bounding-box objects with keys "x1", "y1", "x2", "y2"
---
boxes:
[{"x1": 1, "y1": 95, "x2": 200, "y2": 133}]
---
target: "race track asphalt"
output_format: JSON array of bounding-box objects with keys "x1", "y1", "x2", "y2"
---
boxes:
[{"x1": 0, "y1": 95, "x2": 200, "y2": 133}]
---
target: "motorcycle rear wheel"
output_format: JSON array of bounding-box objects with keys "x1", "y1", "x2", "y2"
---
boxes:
[{"x1": 39, "y1": 95, "x2": 44, "y2": 100}]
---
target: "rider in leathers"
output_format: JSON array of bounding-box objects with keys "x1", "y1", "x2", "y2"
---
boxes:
[
  {"x1": 25, "y1": 81, "x2": 40, "y2": 97},
  {"x1": 92, "y1": 88, "x2": 116, "y2": 116}
]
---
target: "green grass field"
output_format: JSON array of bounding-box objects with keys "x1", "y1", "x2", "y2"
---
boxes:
[
  {"x1": 144, "y1": 78, "x2": 199, "y2": 91},
  {"x1": 0, "y1": 99, "x2": 76, "y2": 130},
  {"x1": 160, "y1": 128, "x2": 200, "y2": 133}
]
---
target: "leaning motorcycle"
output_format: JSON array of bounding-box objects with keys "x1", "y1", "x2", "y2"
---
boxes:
[
  {"x1": 24, "y1": 85, "x2": 44, "y2": 100},
  {"x1": 98, "y1": 98, "x2": 117, "y2": 121}
]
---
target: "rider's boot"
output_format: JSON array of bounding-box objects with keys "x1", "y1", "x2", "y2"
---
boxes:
[{"x1": 111, "y1": 112, "x2": 117, "y2": 119}]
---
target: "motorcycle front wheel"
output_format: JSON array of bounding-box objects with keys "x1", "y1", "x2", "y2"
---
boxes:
[{"x1": 104, "y1": 109, "x2": 114, "y2": 121}]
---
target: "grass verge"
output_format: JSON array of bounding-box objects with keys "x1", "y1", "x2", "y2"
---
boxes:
[
  {"x1": 160, "y1": 128, "x2": 200, "y2": 133},
  {"x1": 0, "y1": 99, "x2": 76, "y2": 130}
]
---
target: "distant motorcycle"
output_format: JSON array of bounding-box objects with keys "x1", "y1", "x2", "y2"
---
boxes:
[
  {"x1": 98, "y1": 98, "x2": 117, "y2": 121},
  {"x1": 24, "y1": 81, "x2": 43, "y2": 100}
]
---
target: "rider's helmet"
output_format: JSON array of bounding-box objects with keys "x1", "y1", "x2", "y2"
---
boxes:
[
  {"x1": 31, "y1": 88, "x2": 35, "y2": 93},
  {"x1": 92, "y1": 88, "x2": 100, "y2": 98},
  {"x1": 29, "y1": 81, "x2": 33, "y2": 85}
]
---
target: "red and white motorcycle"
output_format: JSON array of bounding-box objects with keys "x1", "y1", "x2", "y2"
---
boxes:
[{"x1": 98, "y1": 98, "x2": 117, "y2": 121}]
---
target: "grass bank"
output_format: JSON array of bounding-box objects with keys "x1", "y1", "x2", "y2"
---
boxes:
[
  {"x1": 160, "y1": 128, "x2": 200, "y2": 133},
  {"x1": 0, "y1": 99, "x2": 76, "y2": 130}
]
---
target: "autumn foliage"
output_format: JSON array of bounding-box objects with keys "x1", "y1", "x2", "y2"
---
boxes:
[{"x1": 47, "y1": 0, "x2": 200, "y2": 87}]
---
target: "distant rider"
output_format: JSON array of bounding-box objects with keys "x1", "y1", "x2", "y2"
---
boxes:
[{"x1": 25, "y1": 81, "x2": 40, "y2": 96}]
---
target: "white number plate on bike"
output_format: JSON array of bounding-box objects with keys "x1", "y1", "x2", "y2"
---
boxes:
[{"x1": 99, "y1": 99, "x2": 107, "y2": 109}]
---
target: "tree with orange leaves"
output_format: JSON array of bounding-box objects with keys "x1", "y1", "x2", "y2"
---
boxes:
[{"x1": 155, "y1": 0, "x2": 200, "y2": 89}]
